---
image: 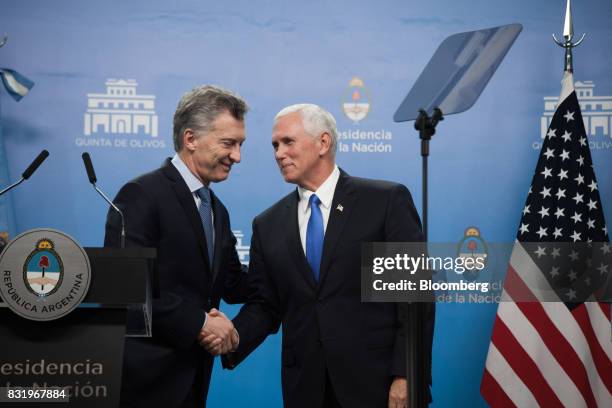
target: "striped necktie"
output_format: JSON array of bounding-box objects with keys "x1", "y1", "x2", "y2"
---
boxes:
[{"x1": 197, "y1": 186, "x2": 214, "y2": 268}]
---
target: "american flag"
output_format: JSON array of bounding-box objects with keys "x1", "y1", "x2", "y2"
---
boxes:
[{"x1": 481, "y1": 72, "x2": 612, "y2": 407}]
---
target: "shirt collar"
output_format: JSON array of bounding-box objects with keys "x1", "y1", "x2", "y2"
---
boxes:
[
  {"x1": 171, "y1": 154, "x2": 205, "y2": 194},
  {"x1": 298, "y1": 165, "x2": 340, "y2": 213}
]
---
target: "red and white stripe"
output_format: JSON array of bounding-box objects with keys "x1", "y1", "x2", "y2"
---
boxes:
[{"x1": 481, "y1": 242, "x2": 612, "y2": 407}]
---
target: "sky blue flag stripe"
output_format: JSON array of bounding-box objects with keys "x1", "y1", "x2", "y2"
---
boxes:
[
  {"x1": 0, "y1": 68, "x2": 34, "y2": 101},
  {"x1": 0, "y1": 68, "x2": 34, "y2": 248}
]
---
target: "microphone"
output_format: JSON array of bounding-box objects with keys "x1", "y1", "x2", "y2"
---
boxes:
[
  {"x1": 81, "y1": 152, "x2": 126, "y2": 248},
  {"x1": 82, "y1": 151, "x2": 97, "y2": 184},
  {"x1": 22, "y1": 150, "x2": 50, "y2": 180},
  {"x1": 0, "y1": 149, "x2": 49, "y2": 196}
]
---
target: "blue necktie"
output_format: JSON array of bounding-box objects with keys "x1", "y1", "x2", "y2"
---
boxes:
[
  {"x1": 306, "y1": 194, "x2": 324, "y2": 282},
  {"x1": 197, "y1": 187, "x2": 214, "y2": 268}
]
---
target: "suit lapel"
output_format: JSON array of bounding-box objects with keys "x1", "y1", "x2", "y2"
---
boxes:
[
  {"x1": 318, "y1": 171, "x2": 356, "y2": 288},
  {"x1": 283, "y1": 191, "x2": 317, "y2": 290},
  {"x1": 161, "y1": 159, "x2": 212, "y2": 273}
]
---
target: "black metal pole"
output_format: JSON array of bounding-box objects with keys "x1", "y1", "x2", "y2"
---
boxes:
[
  {"x1": 422, "y1": 151, "x2": 428, "y2": 241},
  {"x1": 405, "y1": 108, "x2": 442, "y2": 408},
  {"x1": 406, "y1": 304, "x2": 420, "y2": 408}
]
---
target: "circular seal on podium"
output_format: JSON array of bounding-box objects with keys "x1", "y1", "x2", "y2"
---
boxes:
[{"x1": 0, "y1": 228, "x2": 91, "y2": 321}]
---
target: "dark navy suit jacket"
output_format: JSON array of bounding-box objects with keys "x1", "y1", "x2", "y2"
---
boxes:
[
  {"x1": 105, "y1": 158, "x2": 250, "y2": 408},
  {"x1": 224, "y1": 170, "x2": 434, "y2": 407}
]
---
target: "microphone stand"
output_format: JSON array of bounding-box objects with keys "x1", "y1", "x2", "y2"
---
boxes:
[
  {"x1": 82, "y1": 152, "x2": 126, "y2": 248},
  {"x1": 92, "y1": 184, "x2": 126, "y2": 249},
  {"x1": 0, "y1": 150, "x2": 49, "y2": 197},
  {"x1": 0, "y1": 178, "x2": 25, "y2": 196}
]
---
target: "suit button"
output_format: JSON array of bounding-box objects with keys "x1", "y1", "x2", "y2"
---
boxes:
[{"x1": 207, "y1": 297, "x2": 212, "y2": 306}]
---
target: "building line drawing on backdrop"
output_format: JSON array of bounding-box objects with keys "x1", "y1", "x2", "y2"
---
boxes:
[
  {"x1": 541, "y1": 81, "x2": 612, "y2": 139},
  {"x1": 233, "y1": 230, "x2": 250, "y2": 265},
  {"x1": 84, "y1": 79, "x2": 158, "y2": 137}
]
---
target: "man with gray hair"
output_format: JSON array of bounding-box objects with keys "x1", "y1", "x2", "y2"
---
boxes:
[
  {"x1": 221, "y1": 104, "x2": 434, "y2": 407},
  {"x1": 105, "y1": 85, "x2": 251, "y2": 407}
]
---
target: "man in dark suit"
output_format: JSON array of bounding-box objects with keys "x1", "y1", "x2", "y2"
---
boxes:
[
  {"x1": 105, "y1": 85, "x2": 251, "y2": 408},
  {"x1": 216, "y1": 104, "x2": 434, "y2": 407}
]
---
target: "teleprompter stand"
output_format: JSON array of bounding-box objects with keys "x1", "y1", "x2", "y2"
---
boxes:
[{"x1": 393, "y1": 24, "x2": 523, "y2": 407}]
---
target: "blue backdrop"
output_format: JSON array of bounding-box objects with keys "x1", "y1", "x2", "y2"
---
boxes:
[{"x1": 1, "y1": 1, "x2": 611, "y2": 406}]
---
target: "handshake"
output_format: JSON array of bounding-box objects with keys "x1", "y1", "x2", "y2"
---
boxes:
[{"x1": 198, "y1": 308, "x2": 239, "y2": 356}]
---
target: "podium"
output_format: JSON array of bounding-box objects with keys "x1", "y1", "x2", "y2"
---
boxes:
[{"x1": 0, "y1": 247, "x2": 156, "y2": 408}]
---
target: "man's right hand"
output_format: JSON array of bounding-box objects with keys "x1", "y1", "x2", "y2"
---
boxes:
[{"x1": 198, "y1": 308, "x2": 238, "y2": 355}]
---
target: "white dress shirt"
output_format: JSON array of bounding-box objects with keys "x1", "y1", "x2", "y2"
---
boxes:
[
  {"x1": 297, "y1": 165, "x2": 340, "y2": 254},
  {"x1": 171, "y1": 154, "x2": 215, "y2": 330},
  {"x1": 171, "y1": 154, "x2": 215, "y2": 241}
]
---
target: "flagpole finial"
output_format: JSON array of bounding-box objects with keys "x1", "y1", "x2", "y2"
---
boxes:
[
  {"x1": 552, "y1": 0, "x2": 585, "y2": 73},
  {"x1": 0, "y1": 35, "x2": 7, "y2": 48}
]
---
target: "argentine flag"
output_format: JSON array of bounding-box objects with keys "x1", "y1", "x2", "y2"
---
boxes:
[
  {"x1": 0, "y1": 67, "x2": 34, "y2": 251},
  {"x1": 0, "y1": 68, "x2": 34, "y2": 101}
]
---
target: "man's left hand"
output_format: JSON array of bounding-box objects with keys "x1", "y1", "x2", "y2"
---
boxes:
[{"x1": 388, "y1": 377, "x2": 407, "y2": 408}]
